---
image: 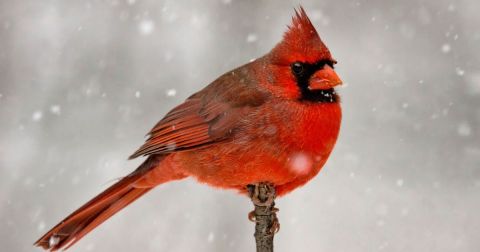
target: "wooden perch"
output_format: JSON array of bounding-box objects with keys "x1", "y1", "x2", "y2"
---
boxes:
[{"x1": 247, "y1": 182, "x2": 279, "y2": 252}]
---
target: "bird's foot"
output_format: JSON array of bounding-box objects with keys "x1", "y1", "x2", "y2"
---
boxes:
[
  {"x1": 248, "y1": 210, "x2": 256, "y2": 222},
  {"x1": 247, "y1": 182, "x2": 280, "y2": 235},
  {"x1": 247, "y1": 183, "x2": 276, "y2": 207},
  {"x1": 269, "y1": 209, "x2": 280, "y2": 234}
]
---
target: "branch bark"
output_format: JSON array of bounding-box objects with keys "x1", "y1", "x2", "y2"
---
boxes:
[{"x1": 248, "y1": 182, "x2": 279, "y2": 252}]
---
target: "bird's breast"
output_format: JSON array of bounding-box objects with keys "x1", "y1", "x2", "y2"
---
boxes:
[
  {"x1": 174, "y1": 100, "x2": 341, "y2": 191},
  {"x1": 256, "y1": 101, "x2": 342, "y2": 154},
  {"x1": 238, "y1": 100, "x2": 342, "y2": 178}
]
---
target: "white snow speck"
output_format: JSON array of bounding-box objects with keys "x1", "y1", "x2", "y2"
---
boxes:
[
  {"x1": 441, "y1": 43, "x2": 451, "y2": 53},
  {"x1": 85, "y1": 243, "x2": 95, "y2": 251},
  {"x1": 289, "y1": 153, "x2": 312, "y2": 175},
  {"x1": 396, "y1": 179, "x2": 404, "y2": 187},
  {"x1": 246, "y1": 33, "x2": 257, "y2": 43},
  {"x1": 455, "y1": 67, "x2": 465, "y2": 76},
  {"x1": 50, "y1": 105, "x2": 61, "y2": 115},
  {"x1": 49, "y1": 235, "x2": 60, "y2": 248},
  {"x1": 32, "y1": 111, "x2": 43, "y2": 122},
  {"x1": 139, "y1": 20, "x2": 154, "y2": 35},
  {"x1": 166, "y1": 142, "x2": 176, "y2": 151},
  {"x1": 37, "y1": 221, "x2": 46, "y2": 231},
  {"x1": 71, "y1": 175, "x2": 80, "y2": 185},
  {"x1": 402, "y1": 103, "x2": 409, "y2": 109},
  {"x1": 466, "y1": 72, "x2": 480, "y2": 94},
  {"x1": 135, "y1": 91, "x2": 141, "y2": 98},
  {"x1": 165, "y1": 88, "x2": 177, "y2": 97},
  {"x1": 207, "y1": 232, "x2": 215, "y2": 243},
  {"x1": 457, "y1": 122, "x2": 471, "y2": 136},
  {"x1": 127, "y1": 0, "x2": 136, "y2": 5},
  {"x1": 222, "y1": 0, "x2": 232, "y2": 4},
  {"x1": 447, "y1": 3, "x2": 456, "y2": 12}
]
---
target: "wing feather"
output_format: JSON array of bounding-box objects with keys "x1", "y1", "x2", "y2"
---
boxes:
[{"x1": 129, "y1": 66, "x2": 268, "y2": 159}]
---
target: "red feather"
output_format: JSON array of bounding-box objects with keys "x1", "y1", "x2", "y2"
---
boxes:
[{"x1": 35, "y1": 7, "x2": 342, "y2": 251}]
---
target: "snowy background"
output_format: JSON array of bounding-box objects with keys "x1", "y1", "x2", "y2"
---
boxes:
[{"x1": 1, "y1": 0, "x2": 479, "y2": 251}]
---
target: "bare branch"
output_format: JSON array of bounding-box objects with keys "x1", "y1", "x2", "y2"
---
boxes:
[{"x1": 247, "y1": 182, "x2": 279, "y2": 252}]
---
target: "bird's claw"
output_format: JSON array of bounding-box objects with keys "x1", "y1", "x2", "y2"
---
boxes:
[
  {"x1": 247, "y1": 183, "x2": 280, "y2": 234},
  {"x1": 247, "y1": 183, "x2": 276, "y2": 207},
  {"x1": 269, "y1": 211, "x2": 280, "y2": 234},
  {"x1": 248, "y1": 210, "x2": 256, "y2": 222}
]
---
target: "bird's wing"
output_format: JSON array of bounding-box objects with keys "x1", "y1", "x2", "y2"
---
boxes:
[{"x1": 129, "y1": 73, "x2": 267, "y2": 159}]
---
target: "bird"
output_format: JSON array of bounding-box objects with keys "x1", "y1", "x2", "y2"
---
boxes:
[{"x1": 35, "y1": 7, "x2": 342, "y2": 251}]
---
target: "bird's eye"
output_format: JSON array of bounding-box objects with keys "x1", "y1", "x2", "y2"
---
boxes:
[{"x1": 291, "y1": 62, "x2": 304, "y2": 76}]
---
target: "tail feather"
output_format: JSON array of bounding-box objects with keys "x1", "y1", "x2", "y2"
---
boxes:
[{"x1": 34, "y1": 155, "x2": 174, "y2": 251}]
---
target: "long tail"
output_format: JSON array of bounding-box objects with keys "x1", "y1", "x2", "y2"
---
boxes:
[{"x1": 34, "y1": 155, "x2": 184, "y2": 251}]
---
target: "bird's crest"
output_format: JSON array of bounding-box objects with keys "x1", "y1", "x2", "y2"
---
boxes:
[{"x1": 270, "y1": 7, "x2": 332, "y2": 64}]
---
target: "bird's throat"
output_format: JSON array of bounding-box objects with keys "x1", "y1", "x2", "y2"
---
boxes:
[{"x1": 299, "y1": 87, "x2": 339, "y2": 103}]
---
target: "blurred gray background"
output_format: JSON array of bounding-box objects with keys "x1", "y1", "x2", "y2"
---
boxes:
[{"x1": 1, "y1": 0, "x2": 479, "y2": 251}]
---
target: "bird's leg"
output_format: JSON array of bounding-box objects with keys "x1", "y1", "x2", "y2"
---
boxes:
[
  {"x1": 269, "y1": 207, "x2": 280, "y2": 234},
  {"x1": 247, "y1": 182, "x2": 279, "y2": 252},
  {"x1": 248, "y1": 183, "x2": 276, "y2": 207}
]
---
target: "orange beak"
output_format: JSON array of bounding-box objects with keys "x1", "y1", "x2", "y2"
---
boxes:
[{"x1": 308, "y1": 65, "x2": 342, "y2": 90}]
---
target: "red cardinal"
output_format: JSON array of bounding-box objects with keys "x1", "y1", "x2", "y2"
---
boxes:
[{"x1": 35, "y1": 7, "x2": 342, "y2": 251}]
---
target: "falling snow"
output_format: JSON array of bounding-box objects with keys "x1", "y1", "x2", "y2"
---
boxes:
[
  {"x1": 139, "y1": 20, "x2": 154, "y2": 35},
  {"x1": 1, "y1": 2, "x2": 480, "y2": 252},
  {"x1": 165, "y1": 88, "x2": 177, "y2": 97},
  {"x1": 49, "y1": 105, "x2": 61, "y2": 115},
  {"x1": 457, "y1": 122, "x2": 472, "y2": 136},
  {"x1": 207, "y1": 232, "x2": 215, "y2": 243},
  {"x1": 396, "y1": 179, "x2": 404, "y2": 187},
  {"x1": 289, "y1": 152, "x2": 312, "y2": 175},
  {"x1": 455, "y1": 67, "x2": 465, "y2": 76},
  {"x1": 32, "y1": 111, "x2": 43, "y2": 121},
  {"x1": 37, "y1": 221, "x2": 46, "y2": 231},
  {"x1": 246, "y1": 33, "x2": 258, "y2": 43},
  {"x1": 441, "y1": 43, "x2": 451, "y2": 53},
  {"x1": 49, "y1": 236, "x2": 60, "y2": 248},
  {"x1": 466, "y1": 72, "x2": 480, "y2": 94}
]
